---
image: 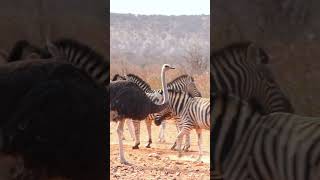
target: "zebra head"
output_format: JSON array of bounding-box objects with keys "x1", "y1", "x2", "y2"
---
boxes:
[{"x1": 111, "y1": 74, "x2": 126, "y2": 81}]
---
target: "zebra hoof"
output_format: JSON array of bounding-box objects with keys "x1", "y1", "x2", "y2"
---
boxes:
[
  {"x1": 171, "y1": 143, "x2": 177, "y2": 150},
  {"x1": 132, "y1": 143, "x2": 140, "y2": 149},
  {"x1": 145, "y1": 141, "x2": 152, "y2": 148},
  {"x1": 145, "y1": 144, "x2": 151, "y2": 148},
  {"x1": 182, "y1": 145, "x2": 190, "y2": 152}
]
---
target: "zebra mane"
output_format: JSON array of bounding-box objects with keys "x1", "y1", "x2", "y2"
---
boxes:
[
  {"x1": 214, "y1": 41, "x2": 253, "y2": 52},
  {"x1": 126, "y1": 73, "x2": 152, "y2": 91},
  {"x1": 168, "y1": 74, "x2": 194, "y2": 86},
  {"x1": 51, "y1": 38, "x2": 107, "y2": 65},
  {"x1": 212, "y1": 41, "x2": 269, "y2": 64}
]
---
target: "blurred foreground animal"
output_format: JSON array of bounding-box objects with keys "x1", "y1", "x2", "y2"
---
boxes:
[
  {"x1": 0, "y1": 60, "x2": 107, "y2": 180},
  {"x1": 212, "y1": 93, "x2": 320, "y2": 180},
  {"x1": 211, "y1": 42, "x2": 294, "y2": 114}
]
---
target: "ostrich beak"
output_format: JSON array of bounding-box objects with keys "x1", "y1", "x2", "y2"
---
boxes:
[{"x1": 170, "y1": 66, "x2": 175, "y2": 69}]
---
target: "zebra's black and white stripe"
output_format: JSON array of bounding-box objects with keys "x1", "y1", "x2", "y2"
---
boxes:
[
  {"x1": 127, "y1": 74, "x2": 202, "y2": 150},
  {"x1": 46, "y1": 39, "x2": 109, "y2": 86},
  {"x1": 155, "y1": 89, "x2": 210, "y2": 160},
  {"x1": 124, "y1": 74, "x2": 158, "y2": 94},
  {"x1": 212, "y1": 93, "x2": 320, "y2": 180},
  {"x1": 211, "y1": 42, "x2": 294, "y2": 115}
]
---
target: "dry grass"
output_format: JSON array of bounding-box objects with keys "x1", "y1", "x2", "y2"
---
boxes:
[{"x1": 111, "y1": 62, "x2": 210, "y2": 98}]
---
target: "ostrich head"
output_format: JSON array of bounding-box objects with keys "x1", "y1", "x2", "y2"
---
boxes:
[{"x1": 162, "y1": 64, "x2": 175, "y2": 72}]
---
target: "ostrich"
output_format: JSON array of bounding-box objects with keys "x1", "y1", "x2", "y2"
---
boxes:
[
  {"x1": 0, "y1": 59, "x2": 107, "y2": 180},
  {"x1": 110, "y1": 64, "x2": 174, "y2": 164},
  {"x1": 110, "y1": 74, "x2": 135, "y2": 141}
]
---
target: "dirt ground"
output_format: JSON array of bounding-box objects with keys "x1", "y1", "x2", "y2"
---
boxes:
[{"x1": 110, "y1": 120, "x2": 210, "y2": 180}]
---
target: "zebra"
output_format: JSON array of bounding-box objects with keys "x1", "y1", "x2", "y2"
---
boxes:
[
  {"x1": 211, "y1": 92, "x2": 320, "y2": 180},
  {"x1": 211, "y1": 41, "x2": 294, "y2": 115},
  {"x1": 155, "y1": 89, "x2": 209, "y2": 161},
  {"x1": 44, "y1": 38, "x2": 109, "y2": 86},
  {"x1": 126, "y1": 74, "x2": 202, "y2": 150}
]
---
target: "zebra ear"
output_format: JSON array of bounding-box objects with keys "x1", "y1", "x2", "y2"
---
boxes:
[{"x1": 247, "y1": 43, "x2": 269, "y2": 64}]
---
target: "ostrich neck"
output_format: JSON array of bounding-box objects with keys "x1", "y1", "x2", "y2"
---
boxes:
[{"x1": 161, "y1": 68, "x2": 168, "y2": 105}]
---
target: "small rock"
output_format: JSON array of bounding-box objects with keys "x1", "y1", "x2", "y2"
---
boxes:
[
  {"x1": 148, "y1": 153, "x2": 161, "y2": 159},
  {"x1": 176, "y1": 172, "x2": 181, "y2": 176}
]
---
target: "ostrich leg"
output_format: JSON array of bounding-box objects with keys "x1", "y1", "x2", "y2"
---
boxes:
[
  {"x1": 117, "y1": 120, "x2": 128, "y2": 164},
  {"x1": 145, "y1": 118, "x2": 152, "y2": 148},
  {"x1": 126, "y1": 119, "x2": 135, "y2": 141},
  {"x1": 132, "y1": 120, "x2": 140, "y2": 149},
  {"x1": 158, "y1": 121, "x2": 166, "y2": 143}
]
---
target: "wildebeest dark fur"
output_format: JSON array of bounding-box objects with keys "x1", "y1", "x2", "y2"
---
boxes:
[{"x1": 0, "y1": 59, "x2": 107, "y2": 180}]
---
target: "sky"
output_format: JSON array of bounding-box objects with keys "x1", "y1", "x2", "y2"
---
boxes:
[{"x1": 110, "y1": 0, "x2": 210, "y2": 15}]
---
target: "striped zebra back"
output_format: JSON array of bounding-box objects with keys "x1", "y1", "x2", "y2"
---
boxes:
[
  {"x1": 211, "y1": 42, "x2": 294, "y2": 114},
  {"x1": 155, "y1": 89, "x2": 210, "y2": 129},
  {"x1": 125, "y1": 74, "x2": 154, "y2": 93},
  {"x1": 46, "y1": 39, "x2": 109, "y2": 86},
  {"x1": 167, "y1": 74, "x2": 202, "y2": 97},
  {"x1": 154, "y1": 75, "x2": 202, "y2": 121},
  {"x1": 211, "y1": 92, "x2": 320, "y2": 179}
]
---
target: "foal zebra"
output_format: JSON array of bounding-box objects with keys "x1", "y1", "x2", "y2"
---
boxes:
[
  {"x1": 212, "y1": 92, "x2": 320, "y2": 180},
  {"x1": 211, "y1": 42, "x2": 294, "y2": 115},
  {"x1": 155, "y1": 89, "x2": 209, "y2": 161}
]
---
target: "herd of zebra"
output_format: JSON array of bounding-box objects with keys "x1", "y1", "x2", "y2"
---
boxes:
[
  {"x1": 110, "y1": 64, "x2": 210, "y2": 164},
  {"x1": 2, "y1": 37, "x2": 320, "y2": 179},
  {"x1": 111, "y1": 40, "x2": 320, "y2": 179}
]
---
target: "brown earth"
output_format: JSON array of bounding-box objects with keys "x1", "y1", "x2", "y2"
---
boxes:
[{"x1": 110, "y1": 120, "x2": 210, "y2": 180}]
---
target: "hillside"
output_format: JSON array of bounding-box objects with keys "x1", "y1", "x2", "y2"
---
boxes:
[{"x1": 110, "y1": 13, "x2": 210, "y2": 65}]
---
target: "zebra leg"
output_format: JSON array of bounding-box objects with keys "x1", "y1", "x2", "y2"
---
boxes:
[
  {"x1": 117, "y1": 120, "x2": 128, "y2": 164},
  {"x1": 195, "y1": 129, "x2": 203, "y2": 162},
  {"x1": 176, "y1": 129, "x2": 189, "y2": 157},
  {"x1": 121, "y1": 119, "x2": 126, "y2": 140},
  {"x1": 145, "y1": 118, "x2": 152, "y2": 148},
  {"x1": 171, "y1": 121, "x2": 181, "y2": 150},
  {"x1": 171, "y1": 141, "x2": 177, "y2": 150},
  {"x1": 131, "y1": 120, "x2": 140, "y2": 149},
  {"x1": 126, "y1": 119, "x2": 135, "y2": 141},
  {"x1": 158, "y1": 121, "x2": 166, "y2": 143},
  {"x1": 182, "y1": 133, "x2": 191, "y2": 152}
]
